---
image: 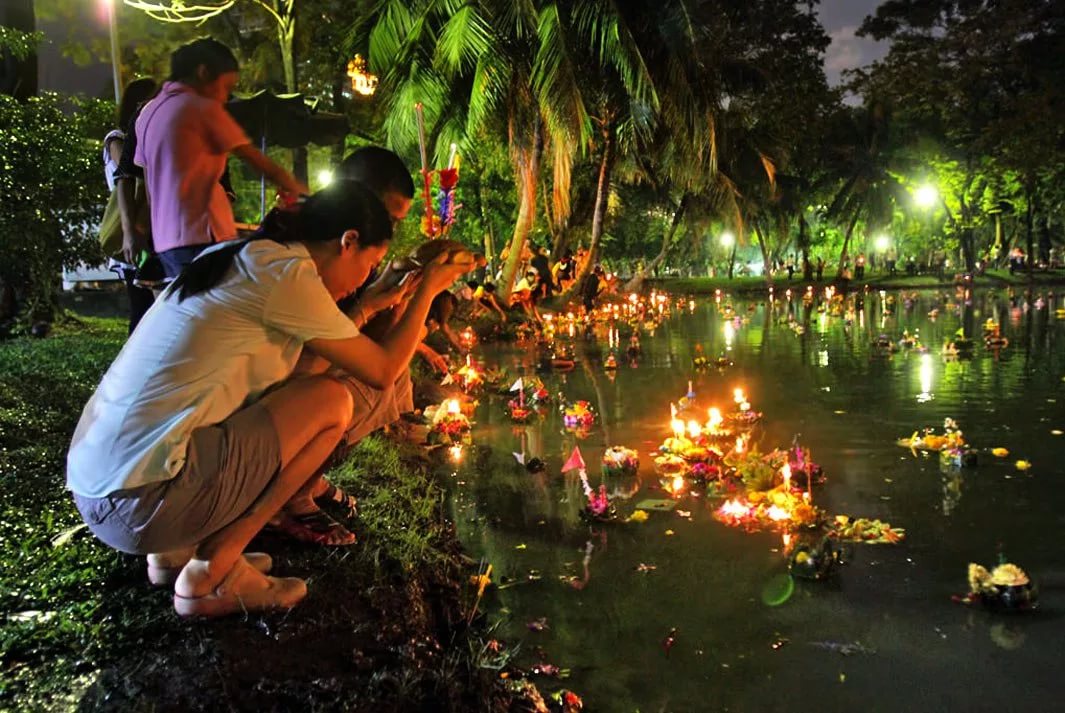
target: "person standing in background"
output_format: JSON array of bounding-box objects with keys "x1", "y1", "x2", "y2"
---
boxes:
[
  {"x1": 135, "y1": 38, "x2": 307, "y2": 280},
  {"x1": 106, "y1": 77, "x2": 158, "y2": 333}
]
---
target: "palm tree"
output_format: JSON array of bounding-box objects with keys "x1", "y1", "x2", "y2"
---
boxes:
[{"x1": 356, "y1": 0, "x2": 656, "y2": 298}]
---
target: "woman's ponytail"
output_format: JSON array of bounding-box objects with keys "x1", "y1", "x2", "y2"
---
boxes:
[{"x1": 169, "y1": 180, "x2": 392, "y2": 302}]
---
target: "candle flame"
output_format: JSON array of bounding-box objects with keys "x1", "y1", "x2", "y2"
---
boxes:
[
  {"x1": 687, "y1": 420, "x2": 702, "y2": 438},
  {"x1": 707, "y1": 407, "x2": 723, "y2": 429},
  {"x1": 671, "y1": 418, "x2": 686, "y2": 439},
  {"x1": 733, "y1": 387, "x2": 745, "y2": 403},
  {"x1": 719, "y1": 499, "x2": 750, "y2": 518},
  {"x1": 782, "y1": 462, "x2": 792, "y2": 490},
  {"x1": 735, "y1": 436, "x2": 745, "y2": 453},
  {"x1": 446, "y1": 399, "x2": 461, "y2": 415},
  {"x1": 767, "y1": 505, "x2": 790, "y2": 522}
]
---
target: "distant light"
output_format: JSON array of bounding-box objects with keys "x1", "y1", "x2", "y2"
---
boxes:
[
  {"x1": 875, "y1": 234, "x2": 891, "y2": 252},
  {"x1": 720, "y1": 231, "x2": 735, "y2": 248},
  {"x1": 317, "y1": 169, "x2": 334, "y2": 187},
  {"x1": 914, "y1": 184, "x2": 938, "y2": 208}
]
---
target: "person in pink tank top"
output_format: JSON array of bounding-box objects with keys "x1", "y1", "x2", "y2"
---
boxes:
[{"x1": 134, "y1": 38, "x2": 308, "y2": 279}]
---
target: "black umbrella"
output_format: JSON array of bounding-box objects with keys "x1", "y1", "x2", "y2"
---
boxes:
[{"x1": 227, "y1": 90, "x2": 350, "y2": 217}]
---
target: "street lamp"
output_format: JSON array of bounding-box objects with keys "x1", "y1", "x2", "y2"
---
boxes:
[
  {"x1": 721, "y1": 231, "x2": 737, "y2": 279},
  {"x1": 914, "y1": 184, "x2": 938, "y2": 209},
  {"x1": 101, "y1": 0, "x2": 121, "y2": 103}
]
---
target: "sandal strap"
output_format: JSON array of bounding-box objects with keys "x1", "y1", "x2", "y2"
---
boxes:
[
  {"x1": 273, "y1": 509, "x2": 356, "y2": 546},
  {"x1": 315, "y1": 482, "x2": 358, "y2": 516}
]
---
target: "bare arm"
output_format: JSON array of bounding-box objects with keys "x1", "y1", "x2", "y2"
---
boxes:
[
  {"x1": 116, "y1": 177, "x2": 148, "y2": 263},
  {"x1": 306, "y1": 260, "x2": 469, "y2": 389},
  {"x1": 231, "y1": 143, "x2": 309, "y2": 197}
]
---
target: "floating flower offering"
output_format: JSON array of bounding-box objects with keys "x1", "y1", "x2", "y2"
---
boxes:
[
  {"x1": 898, "y1": 417, "x2": 967, "y2": 452},
  {"x1": 426, "y1": 399, "x2": 472, "y2": 445},
  {"x1": 562, "y1": 401, "x2": 596, "y2": 429},
  {"x1": 956, "y1": 560, "x2": 1037, "y2": 612},
  {"x1": 829, "y1": 515, "x2": 905, "y2": 544},
  {"x1": 602, "y1": 446, "x2": 639, "y2": 477}
]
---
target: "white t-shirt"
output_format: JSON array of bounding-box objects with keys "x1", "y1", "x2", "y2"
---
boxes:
[
  {"x1": 103, "y1": 129, "x2": 124, "y2": 192},
  {"x1": 66, "y1": 240, "x2": 359, "y2": 498}
]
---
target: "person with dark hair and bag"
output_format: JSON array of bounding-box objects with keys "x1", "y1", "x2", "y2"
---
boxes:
[
  {"x1": 66, "y1": 181, "x2": 473, "y2": 618},
  {"x1": 134, "y1": 38, "x2": 308, "y2": 280},
  {"x1": 99, "y1": 77, "x2": 158, "y2": 333}
]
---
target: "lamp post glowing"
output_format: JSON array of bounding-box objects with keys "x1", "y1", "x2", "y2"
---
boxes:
[
  {"x1": 103, "y1": 0, "x2": 121, "y2": 103},
  {"x1": 914, "y1": 184, "x2": 938, "y2": 209},
  {"x1": 721, "y1": 231, "x2": 737, "y2": 279}
]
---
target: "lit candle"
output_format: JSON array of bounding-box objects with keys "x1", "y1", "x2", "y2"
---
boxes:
[
  {"x1": 707, "y1": 407, "x2": 723, "y2": 431},
  {"x1": 446, "y1": 399, "x2": 461, "y2": 415},
  {"x1": 733, "y1": 387, "x2": 744, "y2": 404},
  {"x1": 688, "y1": 380, "x2": 694, "y2": 396},
  {"x1": 782, "y1": 532, "x2": 793, "y2": 550},
  {"x1": 782, "y1": 462, "x2": 791, "y2": 491},
  {"x1": 447, "y1": 142, "x2": 458, "y2": 169},
  {"x1": 735, "y1": 436, "x2": 744, "y2": 453},
  {"x1": 671, "y1": 418, "x2": 686, "y2": 440},
  {"x1": 687, "y1": 420, "x2": 701, "y2": 439}
]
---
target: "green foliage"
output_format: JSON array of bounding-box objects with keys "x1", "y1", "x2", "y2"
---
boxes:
[
  {"x1": 0, "y1": 26, "x2": 43, "y2": 60},
  {"x1": 0, "y1": 93, "x2": 112, "y2": 324}
]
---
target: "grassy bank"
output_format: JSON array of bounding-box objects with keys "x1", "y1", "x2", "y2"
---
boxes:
[
  {"x1": 649, "y1": 268, "x2": 1065, "y2": 295},
  {"x1": 0, "y1": 317, "x2": 515, "y2": 712}
]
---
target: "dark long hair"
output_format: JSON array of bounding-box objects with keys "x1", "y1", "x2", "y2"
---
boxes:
[
  {"x1": 118, "y1": 77, "x2": 158, "y2": 133},
  {"x1": 170, "y1": 180, "x2": 392, "y2": 302}
]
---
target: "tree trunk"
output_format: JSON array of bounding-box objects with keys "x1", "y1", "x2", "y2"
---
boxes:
[
  {"x1": 648, "y1": 195, "x2": 689, "y2": 274},
  {"x1": 1025, "y1": 177, "x2": 1035, "y2": 276},
  {"x1": 499, "y1": 121, "x2": 541, "y2": 299},
  {"x1": 0, "y1": 0, "x2": 37, "y2": 99},
  {"x1": 753, "y1": 219, "x2": 772, "y2": 287},
  {"x1": 728, "y1": 241, "x2": 737, "y2": 279},
  {"x1": 274, "y1": 2, "x2": 307, "y2": 184},
  {"x1": 566, "y1": 124, "x2": 614, "y2": 297},
  {"x1": 836, "y1": 210, "x2": 861, "y2": 278}
]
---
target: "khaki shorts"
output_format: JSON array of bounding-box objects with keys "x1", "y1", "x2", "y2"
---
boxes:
[{"x1": 73, "y1": 403, "x2": 281, "y2": 555}]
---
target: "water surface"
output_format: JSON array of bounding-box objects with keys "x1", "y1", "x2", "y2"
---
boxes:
[{"x1": 444, "y1": 287, "x2": 1065, "y2": 712}]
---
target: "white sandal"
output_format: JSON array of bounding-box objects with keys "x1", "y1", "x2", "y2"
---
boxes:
[
  {"x1": 148, "y1": 552, "x2": 273, "y2": 588},
  {"x1": 173, "y1": 557, "x2": 306, "y2": 618}
]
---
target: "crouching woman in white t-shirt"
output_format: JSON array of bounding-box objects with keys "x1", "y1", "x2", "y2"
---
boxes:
[{"x1": 66, "y1": 181, "x2": 471, "y2": 618}]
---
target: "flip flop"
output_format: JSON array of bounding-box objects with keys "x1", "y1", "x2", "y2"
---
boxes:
[
  {"x1": 266, "y1": 509, "x2": 357, "y2": 547},
  {"x1": 173, "y1": 557, "x2": 306, "y2": 618},
  {"x1": 314, "y1": 481, "x2": 358, "y2": 518},
  {"x1": 148, "y1": 552, "x2": 273, "y2": 588}
]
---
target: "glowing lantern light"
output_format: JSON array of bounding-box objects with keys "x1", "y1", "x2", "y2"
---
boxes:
[
  {"x1": 767, "y1": 505, "x2": 790, "y2": 522},
  {"x1": 707, "y1": 407, "x2": 723, "y2": 430},
  {"x1": 347, "y1": 54, "x2": 378, "y2": 96}
]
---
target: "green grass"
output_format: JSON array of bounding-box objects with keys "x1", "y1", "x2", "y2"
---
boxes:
[
  {"x1": 0, "y1": 317, "x2": 511, "y2": 711},
  {"x1": 650, "y1": 268, "x2": 1065, "y2": 295}
]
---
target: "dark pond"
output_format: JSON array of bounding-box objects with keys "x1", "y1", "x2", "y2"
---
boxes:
[{"x1": 444, "y1": 287, "x2": 1065, "y2": 712}]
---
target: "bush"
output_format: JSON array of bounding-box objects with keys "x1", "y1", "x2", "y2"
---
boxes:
[{"x1": 0, "y1": 92, "x2": 112, "y2": 327}]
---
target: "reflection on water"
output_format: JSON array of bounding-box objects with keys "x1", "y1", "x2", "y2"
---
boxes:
[{"x1": 443, "y1": 287, "x2": 1065, "y2": 712}]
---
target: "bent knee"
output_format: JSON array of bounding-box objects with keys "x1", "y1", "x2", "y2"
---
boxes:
[{"x1": 313, "y1": 375, "x2": 355, "y2": 425}]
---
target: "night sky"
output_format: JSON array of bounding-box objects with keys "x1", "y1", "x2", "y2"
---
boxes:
[{"x1": 817, "y1": 0, "x2": 889, "y2": 86}]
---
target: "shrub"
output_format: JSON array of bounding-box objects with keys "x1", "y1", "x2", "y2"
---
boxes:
[{"x1": 0, "y1": 92, "x2": 112, "y2": 328}]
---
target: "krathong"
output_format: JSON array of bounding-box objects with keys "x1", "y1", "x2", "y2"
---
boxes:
[
  {"x1": 562, "y1": 401, "x2": 596, "y2": 430},
  {"x1": 425, "y1": 398, "x2": 472, "y2": 446},
  {"x1": 955, "y1": 559, "x2": 1037, "y2": 612},
  {"x1": 602, "y1": 446, "x2": 639, "y2": 477}
]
